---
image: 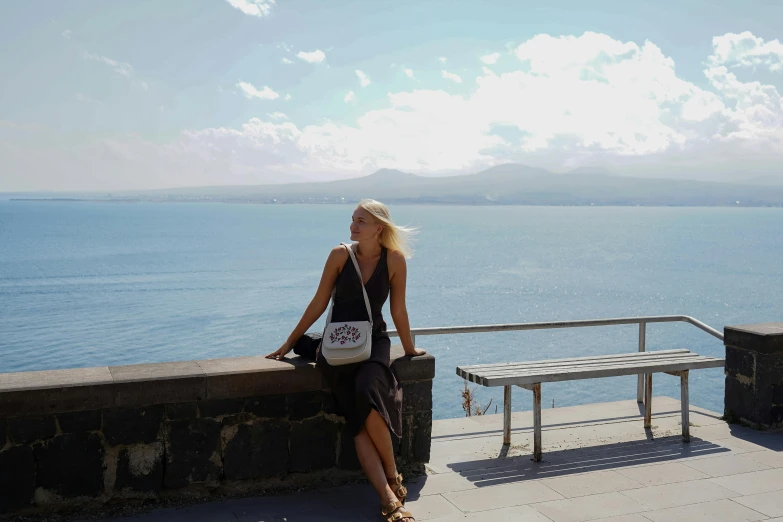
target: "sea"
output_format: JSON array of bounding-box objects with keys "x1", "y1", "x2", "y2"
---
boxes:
[{"x1": 1, "y1": 200, "x2": 781, "y2": 420}]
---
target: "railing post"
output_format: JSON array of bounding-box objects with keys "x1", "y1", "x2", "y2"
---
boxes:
[{"x1": 637, "y1": 321, "x2": 646, "y2": 403}]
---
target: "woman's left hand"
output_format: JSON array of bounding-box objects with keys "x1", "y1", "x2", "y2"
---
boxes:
[{"x1": 404, "y1": 348, "x2": 427, "y2": 357}]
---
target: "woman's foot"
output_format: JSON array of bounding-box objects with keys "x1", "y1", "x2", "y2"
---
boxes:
[
  {"x1": 381, "y1": 499, "x2": 415, "y2": 521},
  {"x1": 387, "y1": 473, "x2": 407, "y2": 504}
]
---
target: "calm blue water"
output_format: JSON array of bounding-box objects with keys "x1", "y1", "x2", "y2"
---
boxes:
[{"x1": 1, "y1": 201, "x2": 782, "y2": 419}]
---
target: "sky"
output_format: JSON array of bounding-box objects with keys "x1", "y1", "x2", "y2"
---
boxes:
[{"x1": 1, "y1": 0, "x2": 782, "y2": 192}]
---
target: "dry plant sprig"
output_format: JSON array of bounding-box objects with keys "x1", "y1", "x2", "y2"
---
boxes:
[{"x1": 461, "y1": 380, "x2": 493, "y2": 417}]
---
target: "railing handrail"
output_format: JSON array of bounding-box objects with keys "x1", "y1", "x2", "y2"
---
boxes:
[{"x1": 388, "y1": 315, "x2": 724, "y2": 342}]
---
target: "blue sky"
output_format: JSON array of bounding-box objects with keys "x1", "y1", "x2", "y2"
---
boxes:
[{"x1": 1, "y1": 0, "x2": 782, "y2": 191}]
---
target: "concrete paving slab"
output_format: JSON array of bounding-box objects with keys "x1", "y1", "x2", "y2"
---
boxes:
[
  {"x1": 640, "y1": 498, "x2": 767, "y2": 522},
  {"x1": 531, "y1": 491, "x2": 648, "y2": 522},
  {"x1": 731, "y1": 490, "x2": 783, "y2": 518},
  {"x1": 619, "y1": 479, "x2": 739, "y2": 510}
]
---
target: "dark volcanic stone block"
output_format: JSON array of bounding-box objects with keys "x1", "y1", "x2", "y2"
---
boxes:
[
  {"x1": 724, "y1": 376, "x2": 755, "y2": 420},
  {"x1": 412, "y1": 411, "x2": 432, "y2": 463},
  {"x1": 287, "y1": 392, "x2": 323, "y2": 420},
  {"x1": 0, "y1": 445, "x2": 35, "y2": 512},
  {"x1": 222, "y1": 423, "x2": 254, "y2": 480},
  {"x1": 57, "y1": 410, "x2": 102, "y2": 433},
  {"x1": 290, "y1": 417, "x2": 339, "y2": 472},
  {"x1": 164, "y1": 418, "x2": 222, "y2": 488},
  {"x1": 103, "y1": 406, "x2": 164, "y2": 446},
  {"x1": 115, "y1": 442, "x2": 164, "y2": 494},
  {"x1": 773, "y1": 384, "x2": 783, "y2": 406},
  {"x1": 165, "y1": 402, "x2": 199, "y2": 421},
  {"x1": 109, "y1": 361, "x2": 206, "y2": 408},
  {"x1": 199, "y1": 398, "x2": 245, "y2": 419},
  {"x1": 337, "y1": 423, "x2": 360, "y2": 471},
  {"x1": 390, "y1": 347, "x2": 435, "y2": 382},
  {"x1": 0, "y1": 418, "x2": 6, "y2": 444},
  {"x1": 402, "y1": 380, "x2": 433, "y2": 414},
  {"x1": 725, "y1": 346, "x2": 755, "y2": 380},
  {"x1": 34, "y1": 433, "x2": 104, "y2": 498},
  {"x1": 245, "y1": 395, "x2": 287, "y2": 418},
  {"x1": 8, "y1": 415, "x2": 56, "y2": 444},
  {"x1": 725, "y1": 323, "x2": 783, "y2": 354},
  {"x1": 223, "y1": 419, "x2": 289, "y2": 480}
]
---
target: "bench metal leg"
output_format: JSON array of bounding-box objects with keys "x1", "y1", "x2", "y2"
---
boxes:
[
  {"x1": 644, "y1": 373, "x2": 653, "y2": 429},
  {"x1": 503, "y1": 385, "x2": 512, "y2": 445},
  {"x1": 681, "y1": 370, "x2": 690, "y2": 442},
  {"x1": 533, "y1": 383, "x2": 542, "y2": 462},
  {"x1": 637, "y1": 322, "x2": 646, "y2": 403}
]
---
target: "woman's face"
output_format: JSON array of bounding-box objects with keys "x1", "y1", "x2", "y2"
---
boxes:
[{"x1": 350, "y1": 207, "x2": 381, "y2": 242}]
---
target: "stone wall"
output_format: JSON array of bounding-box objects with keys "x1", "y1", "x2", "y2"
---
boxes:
[
  {"x1": 0, "y1": 346, "x2": 434, "y2": 516},
  {"x1": 724, "y1": 322, "x2": 783, "y2": 430}
]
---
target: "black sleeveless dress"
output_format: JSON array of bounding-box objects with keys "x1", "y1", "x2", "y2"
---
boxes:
[{"x1": 316, "y1": 245, "x2": 403, "y2": 441}]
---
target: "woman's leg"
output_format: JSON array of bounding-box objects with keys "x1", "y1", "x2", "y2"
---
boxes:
[
  {"x1": 364, "y1": 408, "x2": 398, "y2": 479},
  {"x1": 355, "y1": 427, "x2": 414, "y2": 521},
  {"x1": 355, "y1": 427, "x2": 397, "y2": 503}
]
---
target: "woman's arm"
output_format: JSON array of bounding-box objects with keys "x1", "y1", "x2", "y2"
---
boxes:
[
  {"x1": 266, "y1": 246, "x2": 347, "y2": 360},
  {"x1": 389, "y1": 250, "x2": 426, "y2": 357}
]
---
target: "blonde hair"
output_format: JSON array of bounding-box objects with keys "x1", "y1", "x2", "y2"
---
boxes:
[{"x1": 357, "y1": 199, "x2": 417, "y2": 259}]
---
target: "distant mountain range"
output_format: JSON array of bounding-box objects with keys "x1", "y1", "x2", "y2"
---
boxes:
[{"x1": 8, "y1": 164, "x2": 783, "y2": 206}]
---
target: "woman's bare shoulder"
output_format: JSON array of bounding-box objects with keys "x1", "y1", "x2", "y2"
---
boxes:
[
  {"x1": 386, "y1": 249, "x2": 407, "y2": 269},
  {"x1": 327, "y1": 244, "x2": 350, "y2": 265}
]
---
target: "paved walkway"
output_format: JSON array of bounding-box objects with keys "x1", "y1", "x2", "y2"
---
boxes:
[{"x1": 96, "y1": 397, "x2": 783, "y2": 522}]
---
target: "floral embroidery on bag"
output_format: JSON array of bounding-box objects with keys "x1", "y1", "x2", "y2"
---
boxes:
[{"x1": 329, "y1": 324, "x2": 362, "y2": 345}]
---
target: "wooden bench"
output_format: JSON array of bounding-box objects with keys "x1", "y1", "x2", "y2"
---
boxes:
[{"x1": 456, "y1": 349, "x2": 724, "y2": 461}]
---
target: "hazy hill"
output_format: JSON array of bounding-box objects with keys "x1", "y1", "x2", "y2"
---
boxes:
[{"x1": 9, "y1": 164, "x2": 783, "y2": 206}]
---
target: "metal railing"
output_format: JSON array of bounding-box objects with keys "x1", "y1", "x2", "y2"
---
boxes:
[{"x1": 388, "y1": 315, "x2": 724, "y2": 403}]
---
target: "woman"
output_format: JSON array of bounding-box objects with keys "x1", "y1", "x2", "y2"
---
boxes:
[{"x1": 266, "y1": 199, "x2": 425, "y2": 522}]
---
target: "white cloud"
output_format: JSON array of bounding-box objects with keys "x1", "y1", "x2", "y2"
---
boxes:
[
  {"x1": 297, "y1": 50, "x2": 326, "y2": 63},
  {"x1": 7, "y1": 31, "x2": 783, "y2": 191},
  {"x1": 281, "y1": 58, "x2": 294, "y2": 64},
  {"x1": 481, "y1": 52, "x2": 501, "y2": 65},
  {"x1": 267, "y1": 112, "x2": 288, "y2": 120},
  {"x1": 224, "y1": 0, "x2": 275, "y2": 17},
  {"x1": 344, "y1": 91, "x2": 355, "y2": 102},
  {"x1": 404, "y1": 69, "x2": 414, "y2": 78},
  {"x1": 356, "y1": 70, "x2": 371, "y2": 87},
  {"x1": 709, "y1": 31, "x2": 783, "y2": 72},
  {"x1": 284, "y1": 93, "x2": 292, "y2": 101},
  {"x1": 441, "y1": 70, "x2": 463, "y2": 83},
  {"x1": 84, "y1": 52, "x2": 134, "y2": 77},
  {"x1": 438, "y1": 56, "x2": 447, "y2": 63},
  {"x1": 84, "y1": 52, "x2": 148, "y2": 90},
  {"x1": 236, "y1": 81, "x2": 280, "y2": 100},
  {"x1": 61, "y1": 29, "x2": 72, "y2": 39}
]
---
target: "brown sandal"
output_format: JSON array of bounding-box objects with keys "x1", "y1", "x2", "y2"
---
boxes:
[
  {"x1": 387, "y1": 473, "x2": 408, "y2": 504},
  {"x1": 381, "y1": 500, "x2": 414, "y2": 522}
]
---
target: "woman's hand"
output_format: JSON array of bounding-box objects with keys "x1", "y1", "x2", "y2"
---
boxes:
[
  {"x1": 266, "y1": 342, "x2": 293, "y2": 361},
  {"x1": 404, "y1": 348, "x2": 427, "y2": 357}
]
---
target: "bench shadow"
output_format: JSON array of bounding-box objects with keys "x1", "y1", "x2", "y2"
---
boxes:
[
  {"x1": 407, "y1": 436, "x2": 730, "y2": 499},
  {"x1": 432, "y1": 409, "x2": 686, "y2": 441}
]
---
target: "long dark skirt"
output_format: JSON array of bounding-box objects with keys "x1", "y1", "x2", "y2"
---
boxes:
[{"x1": 316, "y1": 334, "x2": 403, "y2": 441}]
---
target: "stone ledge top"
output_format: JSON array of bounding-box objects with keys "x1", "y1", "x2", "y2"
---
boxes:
[
  {"x1": 725, "y1": 322, "x2": 783, "y2": 354},
  {"x1": 0, "y1": 345, "x2": 435, "y2": 417}
]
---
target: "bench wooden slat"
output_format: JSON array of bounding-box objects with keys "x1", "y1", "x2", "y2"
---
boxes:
[
  {"x1": 471, "y1": 358, "x2": 722, "y2": 383},
  {"x1": 458, "y1": 349, "x2": 692, "y2": 371},
  {"x1": 459, "y1": 356, "x2": 723, "y2": 386},
  {"x1": 465, "y1": 352, "x2": 702, "y2": 376}
]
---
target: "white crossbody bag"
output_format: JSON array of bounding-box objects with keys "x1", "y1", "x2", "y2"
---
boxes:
[{"x1": 320, "y1": 243, "x2": 373, "y2": 366}]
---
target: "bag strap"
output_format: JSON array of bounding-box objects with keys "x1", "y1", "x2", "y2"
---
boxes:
[
  {"x1": 342, "y1": 242, "x2": 374, "y2": 325},
  {"x1": 323, "y1": 243, "x2": 374, "y2": 329}
]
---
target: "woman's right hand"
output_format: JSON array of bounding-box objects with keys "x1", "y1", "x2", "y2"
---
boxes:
[{"x1": 265, "y1": 341, "x2": 293, "y2": 361}]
